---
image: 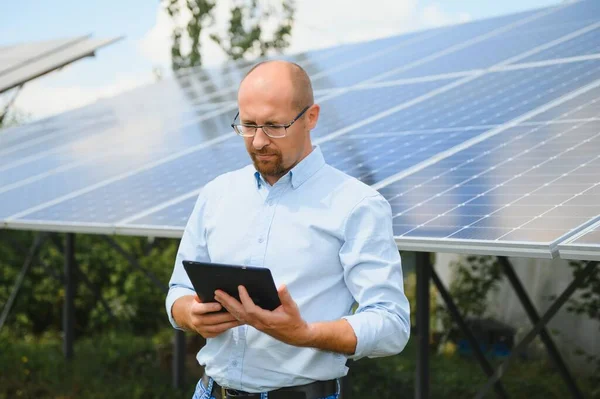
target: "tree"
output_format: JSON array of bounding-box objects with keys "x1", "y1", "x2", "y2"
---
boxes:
[{"x1": 164, "y1": 0, "x2": 295, "y2": 70}]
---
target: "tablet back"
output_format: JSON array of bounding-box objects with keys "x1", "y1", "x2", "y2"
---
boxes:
[{"x1": 182, "y1": 260, "x2": 281, "y2": 311}]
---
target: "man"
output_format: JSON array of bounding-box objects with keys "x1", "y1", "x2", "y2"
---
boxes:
[{"x1": 166, "y1": 60, "x2": 410, "y2": 399}]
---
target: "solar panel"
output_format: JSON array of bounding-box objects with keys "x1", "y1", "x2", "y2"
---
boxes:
[
  {"x1": 0, "y1": 37, "x2": 85, "y2": 74},
  {"x1": 380, "y1": 82, "x2": 600, "y2": 257},
  {"x1": 0, "y1": 36, "x2": 121, "y2": 94},
  {"x1": 558, "y1": 219, "x2": 600, "y2": 261}
]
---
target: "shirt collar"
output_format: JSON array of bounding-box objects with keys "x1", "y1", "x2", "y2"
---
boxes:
[{"x1": 253, "y1": 145, "x2": 326, "y2": 190}]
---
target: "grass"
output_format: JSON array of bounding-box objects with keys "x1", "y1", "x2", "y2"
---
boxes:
[{"x1": 0, "y1": 329, "x2": 597, "y2": 399}]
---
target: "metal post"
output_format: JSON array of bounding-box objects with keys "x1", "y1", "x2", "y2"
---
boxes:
[
  {"x1": 173, "y1": 330, "x2": 186, "y2": 388},
  {"x1": 475, "y1": 261, "x2": 598, "y2": 399},
  {"x1": 498, "y1": 257, "x2": 583, "y2": 399},
  {"x1": 430, "y1": 267, "x2": 509, "y2": 398},
  {"x1": 63, "y1": 233, "x2": 76, "y2": 359},
  {"x1": 415, "y1": 252, "x2": 431, "y2": 399}
]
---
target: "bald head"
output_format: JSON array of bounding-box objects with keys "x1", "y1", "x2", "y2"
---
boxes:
[{"x1": 240, "y1": 60, "x2": 314, "y2": 111}]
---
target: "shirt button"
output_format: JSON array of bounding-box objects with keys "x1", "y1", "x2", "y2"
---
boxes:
[
  {"x1": 232, "y1": 360, "x2": 238, "y2": 367},
  {"x1": 258, "y1": 237, "x2": 264, "y2": 243}
]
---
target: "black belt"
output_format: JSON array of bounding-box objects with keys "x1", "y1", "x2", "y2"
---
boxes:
[{"x1": 201, "y1": 373, "x2": 338, "y2": 399}]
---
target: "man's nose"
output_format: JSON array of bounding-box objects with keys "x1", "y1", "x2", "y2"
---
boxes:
[{"x1": 252, "y1": 127, "x2": 271, "y2": 150}]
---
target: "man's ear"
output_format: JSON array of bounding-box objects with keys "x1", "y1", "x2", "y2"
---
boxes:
[{"x1": 307, "y1": 104, "x2": 320, "y2": 130}]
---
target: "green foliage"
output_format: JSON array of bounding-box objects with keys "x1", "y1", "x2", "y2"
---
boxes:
[
  {"x1": 209, "y1": 0, "x2": 295, "y2": 61},
  {"x1": 0, "y1": 329, "x2": 195, "y2": 399},
  {"x1": 438, "y1": 255, "x2": 504, "y2": 333},
  {"x1": 1, "y1": 329, "x2": 597, "y2": 399},
  {"x1": 563, "y1": 259, "x2": 600, "y2": 393},
  {"x1": 347, "y1": 337, "x2": 598, "y2": 398},
  {"x1": 0, "y1": 230, "x2": 178, "y2": 338},
  {"x1": 165, "y1": 0, "x2": 216, "y2": 70},
  {"x1": 164, "y1": 0, "x2": 295, "y2": 70}
]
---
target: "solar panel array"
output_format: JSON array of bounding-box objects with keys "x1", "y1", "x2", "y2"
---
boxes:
[{"x1": 1, "y1": 0, "x2": 599, "y2": 261}]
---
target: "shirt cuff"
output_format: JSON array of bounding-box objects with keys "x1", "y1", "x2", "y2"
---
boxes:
[
  {"x1": 341, "y1": 310, "x2": 381, "y2": 360},
  {"x1": 165, "y1": 286, "x2": 196, "y2": 330}
]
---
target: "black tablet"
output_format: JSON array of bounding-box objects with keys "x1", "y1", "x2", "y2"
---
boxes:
[{"x1": 182, "y1": 260, "x2": 281, "y2": 311}]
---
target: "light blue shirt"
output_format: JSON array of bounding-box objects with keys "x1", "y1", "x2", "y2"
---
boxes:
[{"x1": 166, "y1": 145, "x2": 410, "y2": 393}]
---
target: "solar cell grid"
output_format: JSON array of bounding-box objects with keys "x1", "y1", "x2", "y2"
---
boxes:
[
  {"x1": 359, "y1": 59, "x2": 600, "y2": 134},
  {"x1": 517, "y1": 23, "x2": 600, "y2": 63},
  {"x1": 385, "y1": 116, "x2": 600, "y2": 254},
  {"x1": 383, "y1": 18, "x2": 599, "y2": 80}
]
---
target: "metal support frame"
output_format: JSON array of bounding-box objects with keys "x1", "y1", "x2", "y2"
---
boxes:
[
  {"x1": 475, "y1": 260, "x2": 598, "y2": 398},
  {"x1": 0, "y1": 233, "x2": 46, "y2": 331},
  {"x1": 430, "y1": 267, "x2": 509, "y2": 398},
  {"x1": 415, "y1": 252, "x2": 431, "y2": 399},
  {"x1": 497, "y1": 257, "x2": 583, "y2": 399},
  {"x1": 64, "y1": 233, "x2": 76, "y2": 359},
  {"x1": 173, "y1": 329, "x2": 186, "y2": 389}
]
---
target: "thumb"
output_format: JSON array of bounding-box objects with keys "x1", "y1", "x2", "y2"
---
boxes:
[
  {"x1": 278, "y1": 284, "x2": 295, "y2": 310},
  {"x1": 193, "y1": 294, "x2": 201, "y2": 303}
]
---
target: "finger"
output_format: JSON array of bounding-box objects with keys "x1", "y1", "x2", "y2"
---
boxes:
[
  {"x1": 239, "y1": 285, "x2": 269, "y2": 318},
  {"x1": 238, "y1": 285, "x2": 256, "y2": 308},
  {"x1": 202, "y1": 320, "x2": 243, "y2": 334},
  {"x1": 277, "y1": 284, "x2": 296, "y2": 311},
  {"x1": 193, "y1": 294, "x2": 201, "y2": 303},
  {"x1": 201, "y1": 310, "x2": 240, "y2": 325},
  {"x1": 191, "y1": 301, "x2": 222, "y2": 315},
  {"x1": 214, "y1": 290, "x2": 245, "y2": 319}
]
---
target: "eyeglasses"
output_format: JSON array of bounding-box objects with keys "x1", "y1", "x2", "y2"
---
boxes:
[{"x1": 231, "y1": 105, "x2": 310, "y2": 138}]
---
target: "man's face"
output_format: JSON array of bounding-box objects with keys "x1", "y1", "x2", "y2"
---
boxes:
[
  {"x1": 241, "y1": 104, "x2": 309, "y2": 180},
  {"x1": 237, "y1": 78, "x2": 318, "y2": 183}
]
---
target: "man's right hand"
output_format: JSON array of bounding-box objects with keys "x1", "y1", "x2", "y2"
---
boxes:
[{"x1": 172, "y1": 295, "x2": 243, "y2": 338}]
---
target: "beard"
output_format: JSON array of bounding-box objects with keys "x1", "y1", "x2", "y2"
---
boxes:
[{"x1": 249, "y1": 149, "x2": 288, "y2": 177}]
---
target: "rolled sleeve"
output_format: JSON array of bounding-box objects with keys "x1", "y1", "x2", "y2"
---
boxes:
[
  {"x1": 339, "y1": 194, "x2": 411, "y2": 360},
  {"x1": 165, "y1": 187, "x2": 212, "y2": 330}
]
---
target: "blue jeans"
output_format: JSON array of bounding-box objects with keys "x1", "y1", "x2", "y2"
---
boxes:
[{"x1": 192, "y1": 376, "x2": 340, "y2": 399}]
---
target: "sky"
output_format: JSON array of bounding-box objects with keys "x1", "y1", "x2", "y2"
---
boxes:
[{"x1": 1, "y1": 0, "x2": 562, "y2": 122}]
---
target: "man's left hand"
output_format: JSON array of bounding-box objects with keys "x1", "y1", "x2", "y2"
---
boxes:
[{"x1": 214, "y1": 284, "x2": 313, "y2": 347}]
